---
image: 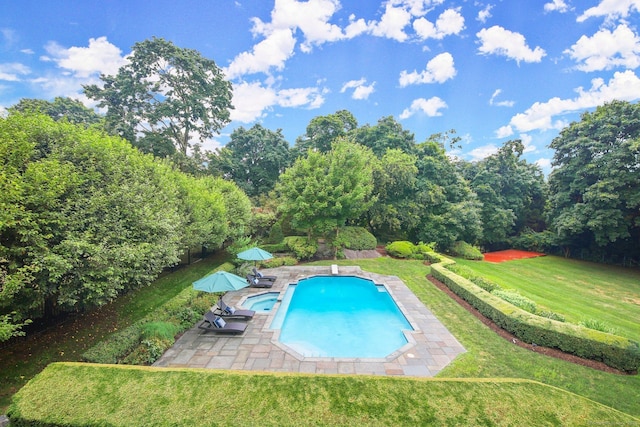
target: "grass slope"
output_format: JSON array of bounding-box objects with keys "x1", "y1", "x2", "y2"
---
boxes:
[
  {"x1": 0, "y1": 253, "x2": 228, "y2": 412},
  {"x1": 453, "y1": 255, "x2": 640, "y2": 339},
  {"x1": 9, "y1": 363, "x2": 637, "y2": 426}
]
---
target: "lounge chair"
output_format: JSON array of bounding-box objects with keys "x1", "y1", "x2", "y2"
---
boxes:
[
  {"x1": 252, "y1": 267, "x2": 277, "y2": 281},
  {"x1": 214, "y1": 299, "x2": 255, "y2": 320},
  {"x1": 198, "y1": 311, "x2": 247, "y2": 334},
  {"x1": 246, "y1": 274, "x2": 273, "y2": 288}
]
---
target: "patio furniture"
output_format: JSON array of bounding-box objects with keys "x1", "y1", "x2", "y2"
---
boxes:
[
  {"x1": 214, "y1": 299, "x2": 255, "y2": 320},
  {"x1": 246, "y1": 275, "x2": 273, "y2": 288},
  {"x1": 198, "y1": 311, "x2": 247, "y2": 334},
  {"x1": 252, "y1": 267, "x2": 277, "y2": 281}
]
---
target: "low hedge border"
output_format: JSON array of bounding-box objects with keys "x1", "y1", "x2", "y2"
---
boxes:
[
  {"x1": 81, "y1": 262, "x2": 235, "y2": 365},
  {"x1": 430, "y1": 258, "x2": 640, "y2": 373}
]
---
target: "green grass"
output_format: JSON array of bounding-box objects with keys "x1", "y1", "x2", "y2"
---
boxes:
[
  {"x1": 0, "y1": 252, "x2": 229, "y2": 413},
  {"x1": 313, "y1": 258, "x2": 640, "y2": 417},
  {"x1": 9, "y1": 363, "x2": 636, "y2": 426},
  {"x1": 4, "y1": 255, "x2": 640, "y2": 423},
  {"x1": 452, "y1": 255, "x2": 640, "y2": 340}
]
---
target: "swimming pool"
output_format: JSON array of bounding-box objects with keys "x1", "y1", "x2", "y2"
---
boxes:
[{"x1": 274, "y1": 275, "x2": 413, "y2": 358}]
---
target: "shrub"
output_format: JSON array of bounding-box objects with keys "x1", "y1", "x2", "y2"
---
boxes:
[
  {"x1": 261, "y1": 243, "x2": 288, "y2": 253},
  {"x1": 450, "y1": 241, "x2": 484, "y2": 260},
  {"x1": 491, "y1": 289, "x2": 537, "y2": 314},
  {"x1": 266, "y1": 220, "x2": 284, "y2": 244},
  {"x1": 538, "y1": 310, "x2": 566, "y2": 322},
  {"x1": 445, "y1": 263, "x2": 500, "y2": 292},
  {"x1": 385, "y1": 241, "x2": 415, "y2": 258},
  {"x1": 122, "y1": 337, "x2": 172, "y2": 365},
  {"x1": 431, "y1": 261, "x2": 640, "y2": 372},
  {"x1": 415, "y1": 242, "x2": 436, "y2": 254},
  {"x1": 82, "y1": 323, "x2": 144, "y2": 364},
  {"x1": 580, "y1": 319, "x2": 618, "y2": 335},
  {"x1": 140, "y1": 321, "x2": 181, "y2": 341},
  {"x1": 263, "y1": 256, "x2": 297, "y2": 267},
  {"x1": 334, "y1": 227, "x2": 377, "y2": 250},
  {"x1": 284, "y1": 236, "x2": 318, "y2": 260}
]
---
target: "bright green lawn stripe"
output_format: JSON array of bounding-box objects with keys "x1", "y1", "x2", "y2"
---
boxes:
[
  {"x1": 9, "y1": 363, "x2": 637, "y2": 426},
  {"x1": 452, "y1": 256, "x2": 640, "y2": 339}
]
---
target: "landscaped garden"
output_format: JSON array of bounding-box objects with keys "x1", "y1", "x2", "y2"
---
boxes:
[{"x1": 4, "y1": 254, "x2": 640, "y2": 424}]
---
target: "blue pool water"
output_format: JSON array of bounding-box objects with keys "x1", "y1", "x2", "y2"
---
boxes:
[
  {"x1": 244, "y1": 292, "x2": 279, "y2": 312},
  {"x1": 275, "y1": 276, "x2": 413, "y2": 358}
]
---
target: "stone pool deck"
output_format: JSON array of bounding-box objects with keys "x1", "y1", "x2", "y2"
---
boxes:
[{"x1": 154, "y1": 265, "x2": 465, "y2": 377}]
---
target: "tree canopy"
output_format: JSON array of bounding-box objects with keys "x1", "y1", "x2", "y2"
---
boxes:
[
  {"x1": 209, "y1": 124, "x2": 292, "y2": 198},
  {"x1": 0, "y1": 113, "x2": 249, "y2": 340},
  {"x1": 84, "y1": 37, "x2": 233, "y2": 156},
  {"x1": 276, "y1": 138, "x2": 376, "y2": 239},
  {"x1": 547, "y1": 100, "x2": 640, "y2": 259}
]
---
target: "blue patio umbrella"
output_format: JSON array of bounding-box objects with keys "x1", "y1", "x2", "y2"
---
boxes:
[
  {"x1": 192, "y1": 271, "x2": 248, "y2": 294},
  {"x1": 237, "y1": 247, "x2": 273, "y2": 264}
]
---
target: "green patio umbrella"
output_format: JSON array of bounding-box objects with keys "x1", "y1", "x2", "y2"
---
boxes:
[
  {"x1": 192, "y1": 271, "x2": 248, "y2": 293},
  {"x1": 237, "y1": 247, "x2": 274, "y2": 265}
]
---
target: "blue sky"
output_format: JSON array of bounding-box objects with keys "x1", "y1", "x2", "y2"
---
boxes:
[{"x1": 2, "y1": 0, "x2": 640, "y2": 174}]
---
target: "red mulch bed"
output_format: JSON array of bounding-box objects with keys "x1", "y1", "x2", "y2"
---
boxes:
[
  {"x1": 426, "y1": 275, "x2": 631, "y2": 375},
  {"x1": 483, "y1": 249, "x2": 546, "y2": 263}
]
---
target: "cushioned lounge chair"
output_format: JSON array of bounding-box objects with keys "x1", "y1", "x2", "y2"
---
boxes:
[
  {"x1": 246, "y1": 274, "x2": 273, "y2": 288},
  {"x1": 198, "y1": 311, "x2": 247, "y2": 334},
  {"x1": 252, "y1": 267, "x2": 277, "y2": 281},
  {"x1": 214, "y1": 299, "x2": 255, "y2": 320}
]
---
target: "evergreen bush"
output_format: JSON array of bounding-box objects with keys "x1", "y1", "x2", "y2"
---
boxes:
[
  {"x1": 450, "y1": 241, "x2": 484, "y2": 260},
  {"x1": 385, "y1": 241, "x2": 415, "y2": 258},
  {"x1": 284, "y1": 236, "x2": 318, "y2": 260}
]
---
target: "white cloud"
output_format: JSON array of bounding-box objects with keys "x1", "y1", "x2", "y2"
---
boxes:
[
  {"x1": 477, "y1": 25, "x2": 546, "y2": 64},
  {"x1": 564, "y1": 24, "x2": 640, "y2": 72},
  {"x1": 544, "y1": 0, "x2": 569, "y2": 13},
  {"x1": 0, "y1": 63, "x2": 30, "y2": 81},
  {"x1": 495, "y1": 125, "x2": 514, "y2": 138},
  {"x1": 468, "y1": 143, "x2": 498, "y2": 161},
  {"x1": 577, "y1": 0, "x2": 640, "y2": 22},
  {"x1": 340, "y1": 78, "x2": 375, "y2": 100},
  {"x1": 266, "y1": 0, "x2": 346, "y2": 53},
  {"x1": 477, "y1": 4, "x2": 493, "y2": 23},
  {"x1": 20, "y1": 48, "x2": 34, "y2": 55},
  {"x1": 224, "y1": 28, "x2": 296, "y2": 79},
  {"x1": 230, "y1": 80, "x2": 325, "y2": 123},
  {"x1": 413, "y1": 8, "x2": 465, "y2": 40},
  {"x1": 536, "y1": 157, "x2": 552, "y2": 171},
  {"x1": 507, "y1": 70, "x2": 640, "y2": 133},
  {"x1": 489, "y1": 89, "x2": 515, "y2": 107},
  {"x1": 370, "y1": 2, "x2": 413, "y2": 42},
  {"x1": 519, "y1": 133, "x2": 536, "y2": 152},
  {"x1": 41, "y1": 36, "x2": 126, "y2": 78},
  {"x1": 399, "y1": 96, "x2": 447, "y2": 119},
  {"x1": 399, "y1": 52, "x2": 456, "y2": 86}
]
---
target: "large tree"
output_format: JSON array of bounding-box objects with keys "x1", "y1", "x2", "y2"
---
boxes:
[
  {"x1": 84, "y1": 37, "x2": 233, "y2": 156},
  {"x1": 276, "y1": 138, "x2": 376, "y2": 240},
  {"x1": 351, "y1": 116, "x2": 416, "y2": 157},
  {"x1": 364, "y1": 148, "x2": 420, "y2": 240},
  {"x1": 292, "y1": 110, "x2": 358, "y2": 156},
  {"x1": 547, "y1": 100, "x2": 640, "y2": 259},
  {"x1": 209, "y1": 124, "x2": 291, "y2": 198},
  {"x1": 461, "y1": 140, "x2": 547, "y2": 246},
  {"x1": 410, "y1": 139, "x2": 482, "y2": 249}
]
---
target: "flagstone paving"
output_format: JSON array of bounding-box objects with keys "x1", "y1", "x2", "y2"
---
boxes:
[{"x1": 154, "y1": 265, "x2": 465, "y2": 377}]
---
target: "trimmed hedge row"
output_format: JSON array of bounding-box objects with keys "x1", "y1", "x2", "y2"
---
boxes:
[
  {"x1": 431, "y1": 259, "x2": 640, "y2": 373},
  {"x1": 82, "y1": 262, "x2": 234, "y2": 365}
]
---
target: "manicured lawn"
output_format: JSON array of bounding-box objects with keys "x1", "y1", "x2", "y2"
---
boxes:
[
  {"x1": 4, "y1": 255, "x2": 640, "y2": 422},
  {"x1": 10, "y1": 363, "x2": 637, "y2": 426},
  {"x1": 452, "y1": 255, "x2": 640, "y2": 340},
  {"x1": 0, "y1": 252, "x2": 229, "y2": 413},
  {"x1": 314, "y1": 258, "x2": 640, "y2": 417}
]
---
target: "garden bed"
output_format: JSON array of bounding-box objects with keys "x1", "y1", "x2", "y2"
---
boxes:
[{"x1": 483, "y1": 249, "x2": 545, "y2": 263}]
